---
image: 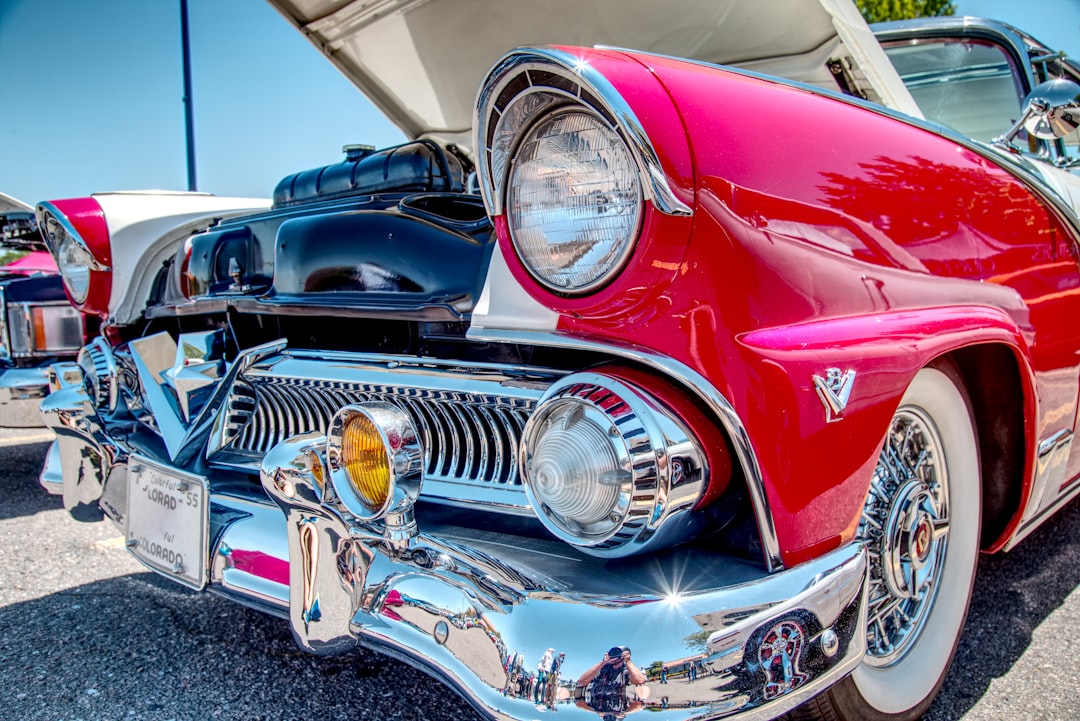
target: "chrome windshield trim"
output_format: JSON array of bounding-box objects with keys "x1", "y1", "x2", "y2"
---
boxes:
[
  {"x1": 466, "y1": 326, "x2": 783, "y2": 572},
  {"x1": 474, "y1": 46, "x2": 693, "y2": 220}
]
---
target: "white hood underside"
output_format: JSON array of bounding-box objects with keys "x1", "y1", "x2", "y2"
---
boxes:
[{"x1": 267, "y1": 0, "x2": 922, "y2": 151}]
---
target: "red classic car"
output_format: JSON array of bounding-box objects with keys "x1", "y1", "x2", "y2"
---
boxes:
[{"x1": 34, "y1": 1, "x2": 1080, "y2": 720}]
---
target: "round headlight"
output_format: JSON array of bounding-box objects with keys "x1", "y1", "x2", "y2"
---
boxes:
[
  {"x1": 57, "y1": 233, "x2": 93, "y2": 304},
  {"x1": 520, "y1": 373, "x2": 708, "y2": 557},
  {"x1": 507, "y1": 109, "x2": 642, "y2": 293},
  {"x1": 327, "y1": 403, "x2": 422, "y2": 522}
]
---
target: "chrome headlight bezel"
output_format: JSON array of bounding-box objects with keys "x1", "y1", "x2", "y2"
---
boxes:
[
  {"x1": 519, "y1": 372, "x2": 708, "y2": 557},
  {"x1": 474, "y1": 50, "x2": 692, "y2": 297}
]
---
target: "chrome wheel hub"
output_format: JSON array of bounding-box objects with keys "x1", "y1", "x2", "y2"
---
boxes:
[{"x1": 860, "y1": 408, "x2": 949, "y2": 667}]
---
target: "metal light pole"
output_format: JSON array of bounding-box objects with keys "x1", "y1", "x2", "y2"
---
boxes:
[{"x1": 180, "y1": 0, "x2": 197, "y2": 191}]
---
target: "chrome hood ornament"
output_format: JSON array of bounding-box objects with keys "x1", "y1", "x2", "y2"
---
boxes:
[
  {"x1": 128, "y1": 331, "x2": 287, "y2": 463},
  {"x1": 163, "y1": 331, "x2": 224, "y2": 423}
]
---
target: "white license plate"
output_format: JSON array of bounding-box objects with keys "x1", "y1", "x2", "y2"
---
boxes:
[{"x1": 125, "y1": 456, "x2": 209, "y2": 590}]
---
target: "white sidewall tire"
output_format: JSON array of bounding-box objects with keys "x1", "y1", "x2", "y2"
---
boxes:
[{"x1": 850, "y1": 366, "x2": 980, "y2": 715}]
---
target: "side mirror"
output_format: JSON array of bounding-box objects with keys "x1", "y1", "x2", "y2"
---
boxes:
[{"x1": 995, "y1": 78, "x2": 1080, "y2": 150}]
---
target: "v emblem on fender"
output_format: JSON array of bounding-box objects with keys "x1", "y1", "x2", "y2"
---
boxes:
[{"x1": 812, "y1": 368, "x2": 856, "y2": 423}]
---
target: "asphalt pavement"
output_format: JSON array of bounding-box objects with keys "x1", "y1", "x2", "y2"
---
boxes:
[{"x1": 0, "y1": 427, "x2": 1078, "y2": 720}]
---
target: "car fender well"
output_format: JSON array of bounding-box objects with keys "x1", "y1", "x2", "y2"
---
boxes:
[{"x1": 737, "y1": 306, "x2": 1034, "y2": 565}]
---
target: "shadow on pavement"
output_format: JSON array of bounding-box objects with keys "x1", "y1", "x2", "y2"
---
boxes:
[
  {"x1": 923, "y1": 496, "x2": 1080, "y2": 719},
  {"x1": 0, "y1": 440, "x2": 61, "y2": 522},
  {"x1": 0, "y1": 571, "x2": 483, "y2": 721}
]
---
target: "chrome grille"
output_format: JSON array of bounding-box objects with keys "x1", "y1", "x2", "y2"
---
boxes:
[
  {"x1": 235, "y1": 378, "x2": 533, "y2": 485},
  {"x1": 213, "y1": 353, "x2": 558, "y2": 508}
]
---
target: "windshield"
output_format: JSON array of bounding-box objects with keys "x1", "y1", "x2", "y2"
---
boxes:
[{"x1": 882, "y1": 38, "x2": 1025, "y2": 142}]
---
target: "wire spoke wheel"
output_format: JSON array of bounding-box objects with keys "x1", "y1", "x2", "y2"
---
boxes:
[{"x1": 862, "y1": 407, "x2": 950, "y2": 667}]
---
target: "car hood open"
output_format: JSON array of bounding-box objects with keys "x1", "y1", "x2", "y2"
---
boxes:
[
  {"x1": 0, "y1": 192, "x2": 46, "y2": 252},
  {"x1": 266, "y1": 0, "x2": 921, "y2": 152}
]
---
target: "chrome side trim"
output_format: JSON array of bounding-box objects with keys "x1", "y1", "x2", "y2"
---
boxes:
[
  {"x1": 474, "y1": 47, "x2": 693, "y2": 219},
  {"x1": 467, "y1": 327, "x2": 784, "y2": 572},
  {"x1": 1005, "y1": 428, "x2": 1075, "y2": 550}
]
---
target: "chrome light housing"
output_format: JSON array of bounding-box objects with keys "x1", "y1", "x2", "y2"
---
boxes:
[
  {"x1": 36, "y1": 200, "x2": 112, "y2": 316},
  {"x1": 326, "y1": 403, "x2": 423, "y2": 529},
  {"x1": 507, "y1": 108, "x2": 643, "y2": 292},
  {"x1": 519, "y1": 372, "x2": 707, "y2": 557}
]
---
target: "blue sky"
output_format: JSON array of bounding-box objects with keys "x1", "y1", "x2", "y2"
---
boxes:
[{"x1": 2, "y1": 0, "x2": 1078, "y2": 206}]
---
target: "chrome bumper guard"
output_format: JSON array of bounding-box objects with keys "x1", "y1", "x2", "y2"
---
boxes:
[{"x1": 42, "y1": 373, "x2": 869, "y2": 721}]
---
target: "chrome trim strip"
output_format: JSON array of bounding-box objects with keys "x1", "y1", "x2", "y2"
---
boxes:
[
  {"x1": 467, "y1": 327, "x2": 784, "y2": 572},
  {"x1": 1006, "y1": 428, "x2": 1076, "y2": 550},
  {"x1": 474, "y1": 47, "x2": 693, "y2": 219}
]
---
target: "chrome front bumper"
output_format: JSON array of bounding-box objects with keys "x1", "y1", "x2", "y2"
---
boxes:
[
  {"x1": 0, "y1": 363, "x2": 50, "y2": 428},
  {"x1": 41, "y1": 379, "x2": 869, "y2": 721}
]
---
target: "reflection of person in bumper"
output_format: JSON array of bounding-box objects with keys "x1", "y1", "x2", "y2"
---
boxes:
[{"x1": 576, "y1": 646, "x2": 646, "y2": 717}]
